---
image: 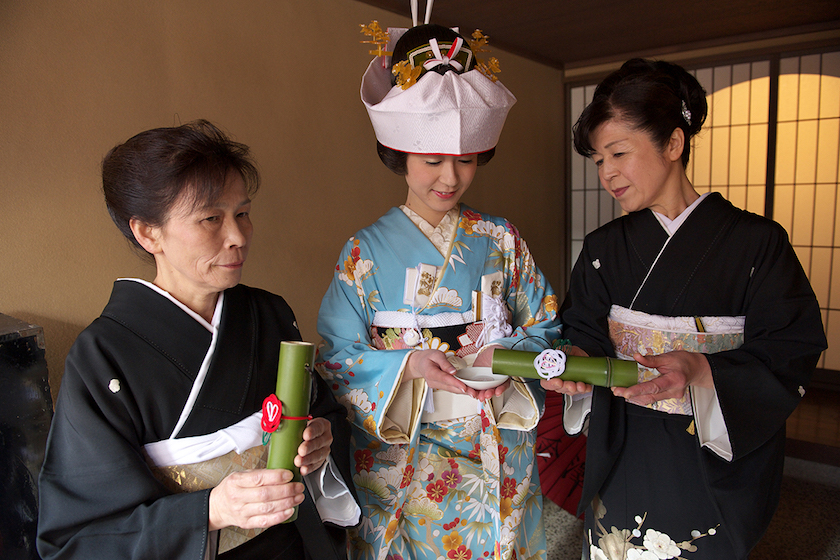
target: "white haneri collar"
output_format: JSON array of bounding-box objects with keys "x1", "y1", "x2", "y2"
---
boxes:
[{"x1": 651, "y1": 192, "x2": 710, "y2": 236}]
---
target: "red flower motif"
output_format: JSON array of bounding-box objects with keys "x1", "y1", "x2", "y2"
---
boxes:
[
  {"x1": 448, "y1": 544, "x2": 472, "y2": 560},
  {"x1": 498, "y1": 445, "x2": 508, "y2": 464},
  {"x1": 463, "y1": 209, "x2": 482, "y2": 221},
  {"x1": 261, "y1": 394, "x2": 282, "y2": 433},
  {"x1": 400, "y1": 465, "x2": 415, "y2": 488},
  {"x1": 501, "y1": 476, "x2": 517, "y2": 499},
  {"x1": 469, "y1": 443, "x2": 481, "y2": 460},
  {"x1": 354, "y1": 449, "x2": 374, "y2": 473},
  {"x1": 480, "y1": 410, "x2": 490, "y2": 430},
  {"x1": 448, "y1": 459, "x2": 458, "y2": 469},
  {"x1": 426, "y1": 480, "x2": 448, "y2": 502},
  {"x1": 442, "y1": 469, "x2": 462, "y2": 488}
]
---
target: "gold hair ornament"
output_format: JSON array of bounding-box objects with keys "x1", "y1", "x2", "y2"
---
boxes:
[
  {"x1": 360, "y1": 21, "x2": 391, "y2": 58},
  {"x1": 392, "y1": 60, "x2": 423, "y2": 90},
  {"x1": 467, "y1": 30, "x2": 500, "y2": 82}
]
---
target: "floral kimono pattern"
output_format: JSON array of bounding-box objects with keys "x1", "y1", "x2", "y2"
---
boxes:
[
  {"x1": 607, "y1": 304, "x2": 745, "y2": 416},
  {"x1": 317, "y1": 205, "x2": 561, "y2": 560}
]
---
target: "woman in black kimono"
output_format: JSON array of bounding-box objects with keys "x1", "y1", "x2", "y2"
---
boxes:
[
  {"x1": 37, "y1": 120, "x2": 359, "y2": 560},
  {"x1": 543, "y1": 59, "x2": 827, "y2": 559}
]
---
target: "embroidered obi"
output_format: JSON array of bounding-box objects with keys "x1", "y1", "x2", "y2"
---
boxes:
[
  {"x1": 608, "y1": 304, "x2": 745, "y2": 416},
  {"x1": 147, "y1": 444, "x2": 268, "y2": 554},
  {"x1": 371, "y1": 311, "x2": 484, "y2": 360}
]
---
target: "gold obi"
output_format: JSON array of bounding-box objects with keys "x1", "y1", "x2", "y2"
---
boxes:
[
  {"x1": 148, "y1": 444, "x2": 268, "y2": 554},
  {"x1": 608, "y1": 305, "x2": 744, "y2": 416}
]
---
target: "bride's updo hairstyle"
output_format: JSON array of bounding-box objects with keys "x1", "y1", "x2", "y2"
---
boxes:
[
  {"x1": 389, "y1": 24, "x2": 476, "y2": 85},
  {"x1": 573, "y1": 58, "x2": 707, "y2": 168}
]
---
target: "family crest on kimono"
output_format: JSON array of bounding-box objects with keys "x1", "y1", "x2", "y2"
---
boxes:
[
  {"x1": 543, "y1": 58, "x2": 827, "y2": 560},
  {"x1": 317, "y1": 6, "x2": 561, "y2": 560}
]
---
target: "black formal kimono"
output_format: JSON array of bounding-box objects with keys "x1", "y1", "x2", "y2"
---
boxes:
[
  {"x1": 37, "y1": 280, "x2": 358, "y2": 560},
  {"x1": 560, "y1": 193, "x2": 826, "y2": 559}
]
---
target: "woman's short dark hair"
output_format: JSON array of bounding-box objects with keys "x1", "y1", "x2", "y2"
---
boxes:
[
  {"x1": 102, "y1": 120, "x2": 259, "y2": 252},
  {"x1": 572, "y1": 58, "x2": 707, "y2": 167},
  {"x1": 377, "y1": 142, "x2": 495, "y2": 175}
]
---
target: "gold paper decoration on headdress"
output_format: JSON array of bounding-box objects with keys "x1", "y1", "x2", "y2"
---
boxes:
[
  {"x1": 360, "y1": 21, "x2": 391, "y2": 58},
  {"x1": 392, "y1": 60, "x2": 423, "y2": 90},
  {"x1": 468, "y1": 30, "x2": 501, "y2": 82}
]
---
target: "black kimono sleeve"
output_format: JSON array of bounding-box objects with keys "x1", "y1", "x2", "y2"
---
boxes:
[
  {"x1": 702, "y1": 218, "x2": 826, "y2": 459},
  {"x1": 37, "y1": 329, "x2": 212, "y2": 560}
]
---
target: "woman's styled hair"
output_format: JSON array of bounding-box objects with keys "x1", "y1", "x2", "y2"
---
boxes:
[
  {"x1": 376, "y1": 142, "x2": 495, "y2": 175},
  {"x1": 388, "y1": 24, "x2": 476, "y2": 86},
  {"x1": 573, "y1": 58, "x2": 707, "y2": 168},
  {"x1": 376, "y1": 24, "x2": 495, "y2": 174},
  {"x1": 102, "y1": 120, "x2": 259, "y2": 251}
]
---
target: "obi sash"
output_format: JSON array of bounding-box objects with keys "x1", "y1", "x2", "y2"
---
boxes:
[
  {"x1": 143, "y1": 412, "x2": 268, "y2": 555},
  {"x1": 608, "y1": 304, "x2": 745, "y2": 416},
  {"x1": 371, "y1": 312, "x2": 483, "y2": 359},
  {"x1": 147, "y1": 444, "x2": 268, "y2": 554}
]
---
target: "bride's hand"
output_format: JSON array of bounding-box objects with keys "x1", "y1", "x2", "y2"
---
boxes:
[{"x1": 404, "y1": 349, "x2": 478, "y2": 398}]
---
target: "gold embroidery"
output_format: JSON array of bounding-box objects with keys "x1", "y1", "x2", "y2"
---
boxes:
[
  {"x1": 490, "y1": 280, "x2": 502, "y2": 297},
  {"x1": 148, "y1": 445, "x2": 268, "y2": 553},
  {"x1": 608, "y1": 311, "x2": 743, "y2": 416},
  {"x1": 418, "y1": 271, "x2": 434, "y2": 296}
]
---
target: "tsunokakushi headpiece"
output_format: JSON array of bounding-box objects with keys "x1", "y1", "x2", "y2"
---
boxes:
[{"x1": 359, "y1": 0, "x2": 516, "y2": 156}]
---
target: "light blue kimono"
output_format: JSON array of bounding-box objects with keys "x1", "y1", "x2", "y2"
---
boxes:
[{"x1": 317, "y1": 205, "x2": 561, "y2": 560}]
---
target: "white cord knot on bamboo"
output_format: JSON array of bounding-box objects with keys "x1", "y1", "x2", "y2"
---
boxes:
[{"x1": 533, "y1": 349, "x2": 567, "y2": 379}]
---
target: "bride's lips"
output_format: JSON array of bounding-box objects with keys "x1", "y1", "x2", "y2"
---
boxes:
[
  {"x1": 612, "y1": 186, "x2": 629, "y2": 198},
  {"x1": 434, "y1": 190, "x2": 457, "y2": 199}
]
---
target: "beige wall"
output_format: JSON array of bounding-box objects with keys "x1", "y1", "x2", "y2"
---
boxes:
[{"x1": 0, "y1": 0, "x2": 565, "y2": 396}]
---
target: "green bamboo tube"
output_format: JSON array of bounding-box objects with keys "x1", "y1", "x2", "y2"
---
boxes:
[
  {"x1": 267, "y1": 341, "x2": 314, "y2": 522},
  {"x1": 492, "y1": 349, "x2": 638, "y2": 387}
]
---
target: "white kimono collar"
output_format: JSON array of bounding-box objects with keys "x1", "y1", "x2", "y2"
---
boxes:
[{"x1": 651, "y1": 192, "x2": 710, "y2": 236}]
